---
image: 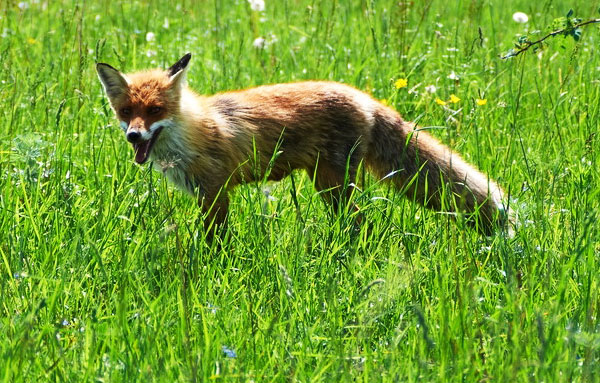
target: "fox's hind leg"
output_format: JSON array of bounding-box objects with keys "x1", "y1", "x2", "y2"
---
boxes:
[
  {"x1": 313, "y1": 166, "x2": 351, "y2": 211},
  {"x1": 310, "y1": 161, "x2": 362, "y2": 223}
]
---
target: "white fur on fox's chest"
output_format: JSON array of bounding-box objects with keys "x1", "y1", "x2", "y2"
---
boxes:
[
  {"x1": 154, "y1": 160, "x2": 196, "y2": 194},
  {"x1": 149, "y1": 123, "x2": 200, "y2": 195}
]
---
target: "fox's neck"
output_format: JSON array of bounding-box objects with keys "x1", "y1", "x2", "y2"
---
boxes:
[
  {"x1": 179, "y1": 87, "x2": 242, "y2": 142},
  {"x1": 177, "y1": 87, "x2": 208, "y2": 119}
]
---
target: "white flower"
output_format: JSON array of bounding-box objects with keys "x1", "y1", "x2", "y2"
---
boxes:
[
  {"x1": 18, "y1": 2, "x2": 29, "y2": 10},
  {"x1": 95, "y1": 15, "x2": 101, "y2": 21},
  {"x1": 512, "y1": 12, "x2": 528, "y2": 23},
  {"x1": 146, "y1": 32, "x2": 155, "y2": 42},
  {"x1": 163, "y1": 18, "x2": 170, "y2": 29},
  {"x1": 425, "y1": 85, "x2": 437, "y2": 93},
  {"x1": 248, "y1": 0, "x2": 265, "y2": 12},
  {"x1": 253, "y1": 37, "x2": 265, "y2": 49},
  {"x1": 447, "y1": 71, "x2": 460, "y2": 81}
]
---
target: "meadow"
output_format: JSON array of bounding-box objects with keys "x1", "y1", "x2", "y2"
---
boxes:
[{"x1": 1, "y1": 0, "x2": 600, "y2": 381}]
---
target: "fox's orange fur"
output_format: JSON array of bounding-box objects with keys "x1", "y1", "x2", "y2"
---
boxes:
[{"x1": 97, "y1": 53, "x2": 510, "y2": 234}]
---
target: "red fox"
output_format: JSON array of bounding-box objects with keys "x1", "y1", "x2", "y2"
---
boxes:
[{"x1": 96, "y1": 53, "x2": 510, "y2": 235}]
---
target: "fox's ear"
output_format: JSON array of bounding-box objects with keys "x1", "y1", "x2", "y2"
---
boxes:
[
  {"x1": 167, "y1": 53, "x2": 191, "y2": 88},
  {"x1": 96, "y1": 63, "x2": 129, "y2": 101},
  {"x1": 167, "y1": 53, "x2": 192, "y2": 77}
]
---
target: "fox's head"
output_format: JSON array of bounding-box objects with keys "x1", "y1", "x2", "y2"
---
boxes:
[{"x1": 96, "y1": 53, "x2": 191, "y2": 164}]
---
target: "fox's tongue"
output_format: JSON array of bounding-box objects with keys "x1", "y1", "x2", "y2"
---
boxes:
[{"x1": 134, "y1": 140, "x2": 152, "y2": 164}]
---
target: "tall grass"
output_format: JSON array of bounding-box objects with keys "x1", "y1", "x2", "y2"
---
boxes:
[{"x1": 1, "y1": 0, "x2": 599, "y2": 381}]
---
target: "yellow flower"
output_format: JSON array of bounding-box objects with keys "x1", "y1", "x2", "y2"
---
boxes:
[
  {"x1": 435, "y1": 98, "x2": 447, "y2": 106},
  {"x1": 27, "y1": 37, "x2": 37, "y2": 45},
  {"x1": 380, "y1": 98, "x2": 388, "y2": 106},
  {"x1": 394, "y1": 78, "x2": 408, "y2": 89},
  {"x1": 476, "y1": 98, "x2": 487, "y2": 106},
  {"x1": 449, "y1": 94, "x2": 460, "y2": 104}
]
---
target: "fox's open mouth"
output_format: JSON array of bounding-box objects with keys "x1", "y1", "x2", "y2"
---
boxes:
[{"x1": 133, "y1": 126, "x2": 164, "y2": 164}]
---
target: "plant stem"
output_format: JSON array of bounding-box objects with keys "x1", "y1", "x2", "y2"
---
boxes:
[{"x1": 501, "y1": 18, "x2": 600, "y2": 59}]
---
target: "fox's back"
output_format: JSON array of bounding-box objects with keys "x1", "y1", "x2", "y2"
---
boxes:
[
  {"x1": 210, "y1": 81, "x2": 377, "y2": 128},
  {"x1": 205, "y1": 82, "x2": 380, "y2": 174}
]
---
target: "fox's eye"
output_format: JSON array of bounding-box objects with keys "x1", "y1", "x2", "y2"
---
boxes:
[
  {"x1": 148, "y1": 106, "x2": 162, "y2": 115},
  {"x1": 120, "y1": 107, "x2": 131, "y2": 116}
]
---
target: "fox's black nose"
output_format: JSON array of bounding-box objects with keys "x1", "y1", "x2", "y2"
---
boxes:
[{"x1": 126, "y1": 131, "x2": 142, "y2": 143}]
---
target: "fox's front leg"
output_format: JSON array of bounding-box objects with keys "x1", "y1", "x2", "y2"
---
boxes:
[{"x1": 199, "y1": 192, "x2": 229, "y2": 236}]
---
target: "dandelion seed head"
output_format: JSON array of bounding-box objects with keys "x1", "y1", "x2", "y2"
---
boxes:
[
  {"x1": 447, "y1": 71, "x2": 460, "y2": 81},
  {"x1": 253, "y1": 37, "x2": 265, "y2": 49},
  {"x1": 425, "y1": 85, "x2": 437, "y2": 93},
  {"x1": 512, "y1": 12, "x2": 529, "y2": 24},
  {"x1": 248, "y1": 0, "x2": 265, "y2": 12},
  {"x1": 145, "y1": 32, "x2": 155, "y2": 42}
]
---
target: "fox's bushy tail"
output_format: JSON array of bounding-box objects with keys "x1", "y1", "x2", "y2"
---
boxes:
[{"x1": 365, "y1": 106, "x2": 510, "y2": 235}]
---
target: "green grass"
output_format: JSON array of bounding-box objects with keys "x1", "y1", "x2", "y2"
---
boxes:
[{"x1": 1, "y1": 0, "x2": 600, "y2": 381}]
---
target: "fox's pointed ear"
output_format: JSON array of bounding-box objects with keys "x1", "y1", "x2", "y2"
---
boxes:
[
  {"x1": 167, "y1": 53, "x2": 192, "y2": 77},
  {"x1": 167, "y1": 53, "x2": 191, "y2": 88},
  {"x1": 96, "y1": 63, "x2": 129, "y2": 101}
]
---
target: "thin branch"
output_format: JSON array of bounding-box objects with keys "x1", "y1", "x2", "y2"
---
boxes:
[{"x1": 501, "y1": 18, "x2": 600, "y2": 59}]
